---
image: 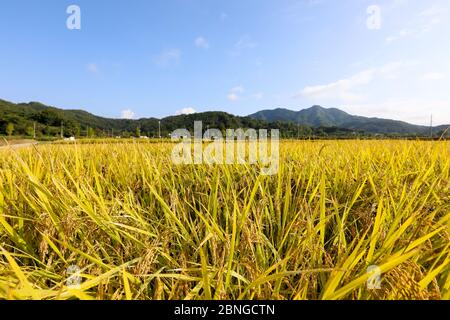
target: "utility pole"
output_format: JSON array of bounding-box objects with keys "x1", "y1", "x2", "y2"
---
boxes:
[
  {"x1": 158, "y1": 121, "x2": 161, "y2": 139},
  {"x1": 61, "y1": 121, "x2": 64, "y2": 139},
  {"x1": 33, "y1": 122, "x2": 36, "y2": 139}
]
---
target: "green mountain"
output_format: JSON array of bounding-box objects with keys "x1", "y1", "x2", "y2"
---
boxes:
[
  {"x1": 1, "y1": 99, "x2": 448, "y2": 138},
  {"x1": 249, "y1": 105, "x2": 449, "y2": 136},
  {"x1": 0, "y1": 99, "x2": 311, "y2": 138}
]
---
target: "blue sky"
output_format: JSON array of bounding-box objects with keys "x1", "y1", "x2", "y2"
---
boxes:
[{"x1": 1, "y1": 0, "x2": 449, "y2": 125}]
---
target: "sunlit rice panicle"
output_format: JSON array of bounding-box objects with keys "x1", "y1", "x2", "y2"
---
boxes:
[{"x1": 0, "y1": 140, "x2": 449, "y2": 300}]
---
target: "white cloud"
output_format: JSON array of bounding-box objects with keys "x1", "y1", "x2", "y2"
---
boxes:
[
  {"x1": 87, "y1": 63, "x2": 99, "y2": 74},
  {"x1": 299, "y1": 69, "x2": 375, "y2": 103},
  {"x1": 234, "y1": 36, "x2": 257, "y2": 50},
  {"x1": 231, "y1": 86, "x2": 245, "y2": 93},
  {"x1": 385, "y1": 36, "x2": 397, "y2": 43},
  {"x1": 386, "y1": 3, "x2": 449, "y2": 43},
  {"x1": 342, "y1": 100, "x2": 450, "y2": 126},
  {"x1": 420, "y1": 4, "x2": 448, "y2": 26},
  {"x1": 385, "y1": 29, "x2": 411, "y2": 43},
  {"x1": 227, "y1": 93, "x2": 240, "y2": 102},
  {"x1": 296, "y1": 59, "x2": 450, "y2": 125},
  {"x1": 230, "y1": 36, "x2": 257, "y2": 56},
  {"x1": 176, "y1": 107, "x2": 197, "y2": 115},
  {"x1": 391, "y1": 0, "x2": 409, "y2": 8},
  {"x1": 154, "y1": 49, "x2": 181, "y2": 67},
  {"x1": 423, "y1": 72, "x2": 446, "y2": 81},
  {"x1": 195, "y1": 37, "x2": 210, "y2": 49},
  {"x1": 416, "y1": 3, "x2": 449, "y2": 34},
  {"x1": 121, "y1": 109, "x2": 136, "y2": 119},
  {"x1": 227, "y1": 86, "x2": 245, "y2": 101},
  {"x1": 226, "y1": 86, "x2": 264, "y2": 102},
  {"x1": 379, "y1": 60, "x2": 417, "y2": 79},
  {"x1": 298, "y1": 61, "x2": 415, "y2": 103}
]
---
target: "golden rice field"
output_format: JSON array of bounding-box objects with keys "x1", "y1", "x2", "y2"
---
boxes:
[{"x1": 0, "y1": 140, "x2": 449, "y2": 300}]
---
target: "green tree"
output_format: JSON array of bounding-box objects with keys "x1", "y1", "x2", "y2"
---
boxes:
[
  {"x1": 35, "y1": 109, "x2": 63, "y2": 126},
  {"x1": 6, "y1": 123, "x2": 14, "y2": 136},
  {"x1": 87, "y1": 127, "x2": 96, "y2": 138},
  {"x1": 135, "y1": 126, "x2": 141, "y2": 137},
  {"x1": 26, "y1": 126, "x2": 34, "y2": 137},
  {"x1": 65, "y1": 120, "x2": 81, "y2": 137}
]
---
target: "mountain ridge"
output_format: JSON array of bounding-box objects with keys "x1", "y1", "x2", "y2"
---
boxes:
[
  {"x1": 249, "y1": 106, "x2": 448, "y2": 135},
  {"x1": 0, "y1": 98, "x2": 448, "y2": 137}
]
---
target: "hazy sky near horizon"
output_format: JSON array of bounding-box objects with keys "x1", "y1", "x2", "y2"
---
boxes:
[{"x1": 1, "y1": 0, "x2": 449, "y2": 125}]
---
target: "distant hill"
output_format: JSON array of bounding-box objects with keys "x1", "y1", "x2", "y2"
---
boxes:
[
  {"x1": 1, "y1": 99, "x2": 448, "y2": 138},
  {"x1": 249, "y1": 105, "x2": 449, "y2": 135},
  {"x1": 0, "y1": 99, "x2": 305, "y2": 138}
]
